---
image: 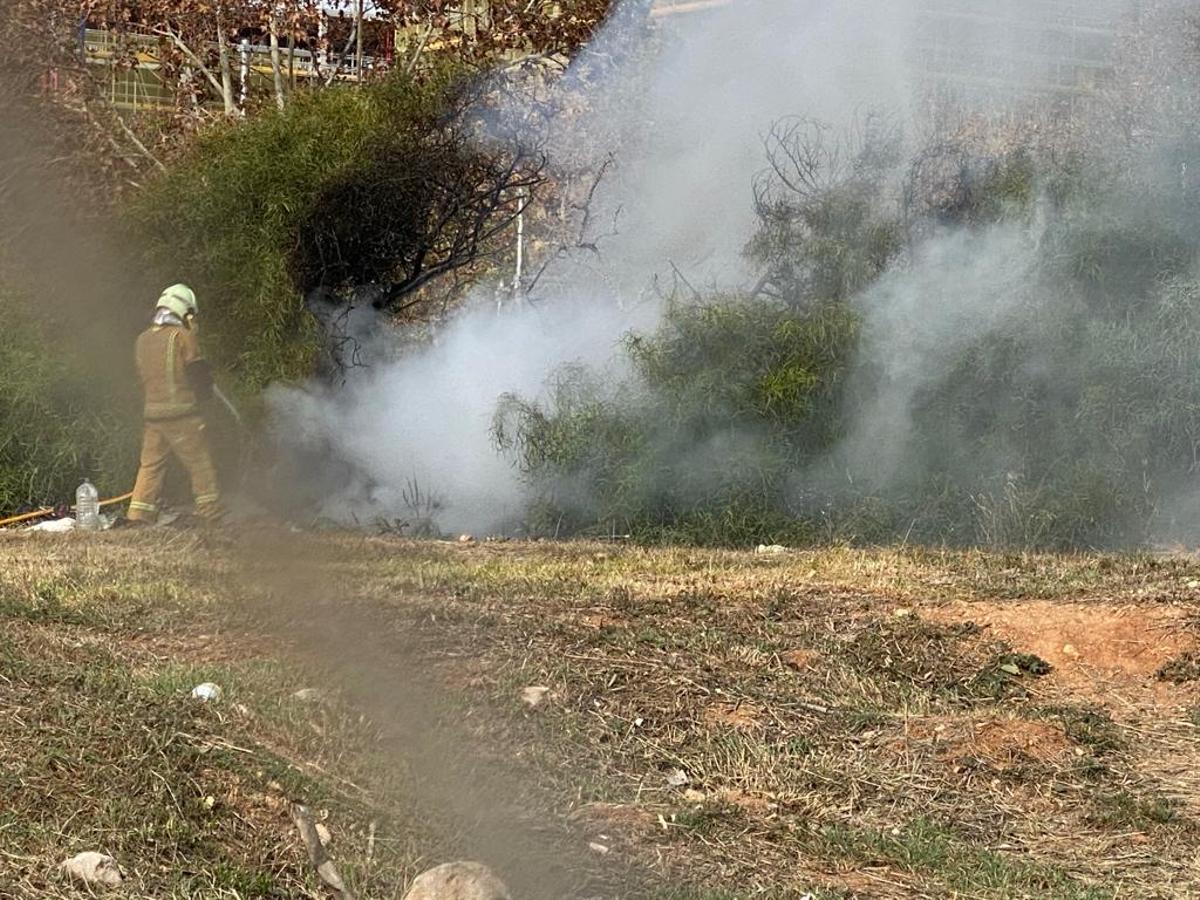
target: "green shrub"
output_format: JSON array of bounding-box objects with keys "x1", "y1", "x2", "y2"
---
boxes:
[
  {"x1": 497, "y1": 133, "x2": 1200, "y2": 549},
  {"x1": 494, "y1": 297, "x2": 860, "y2": 544},
  {"x1": 0, "y1": 291, "x2": 138, "y2": 514},
  {"x1": 128, "y1": 67, "x2": 477, "y2": 397}
]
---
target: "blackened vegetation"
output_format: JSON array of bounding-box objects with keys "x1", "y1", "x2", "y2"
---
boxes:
[
  {"x1": 292, "y1": 80, "x2": 545, "y2": 317},
  {"x1": 750, "y1": 114, "x2": 906, "y2": 306},
  {"x1": 1156, "y1": 652, "x2": 1200, "y2": 685},
  {"x1": 131, "y1": 70, "x2": 546, "y2": 393}
]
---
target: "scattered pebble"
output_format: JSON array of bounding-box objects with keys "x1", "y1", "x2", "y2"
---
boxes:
[
  {"x1": 755, "y1": 544, "x2": 788, "y2": 555},
  {"x1": 589, "y1": 841, "x2": 611, "y2": 855},
  {"x1": 520, "y1": 686, "x2": 552, "y2": 709},
  {"x1": 458, "y1": 534, "x2": 476, "y2": 544},
  {"x1": 292, "y1": 688, "x2": 325, "y2": 703},
  {"x1": 58, "y1": 851, "x2": 122, "y2": 888},
  {"x1": 190, "y1": 682, "x2": 223, "y2": 702},
  {"x1": 665, "y1": 768, "x2": 690, "y2": 788}
]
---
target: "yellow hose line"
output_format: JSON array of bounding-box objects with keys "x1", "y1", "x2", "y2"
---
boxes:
[{"x1": 0, "y1": 492, "x2": 136, "y2": 529}]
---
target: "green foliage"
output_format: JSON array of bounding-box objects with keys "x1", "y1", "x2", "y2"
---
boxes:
[
  {"x1": 1088, "y1": 791, "x2": 1184, "y2": 830},
  {"x1": 0, "y1": 291, "x2": 138, "y2": 514},
  {"x1": 128, "y1": 69, "x2": 471, "y2": 395},
  {"x1": 969, "y1": 651, "x2": 1053, "y2": 700},
  {"x1": 494, "y1": 298, "x2": 860, "y2": 544},
  {"x1": 815, "y1": 818, "x2": 1110, "y2": 898},
  {"x1": 498, "y1": 127, "x2": 1200, "y2": 548}
]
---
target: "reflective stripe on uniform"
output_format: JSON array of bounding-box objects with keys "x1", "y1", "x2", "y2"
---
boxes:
[
  {"x1": 166, "y1": 329, "x2": 179, "y2": 406},
  {"x1": 144, "y1": 402, "x2": 197, "y2": 420},
  {"x1": 129, "y1": 501, "x2": 158, "y2": 513},
  {"x1": 194, "y1": 493, "x2": 221, "y2": 506}
]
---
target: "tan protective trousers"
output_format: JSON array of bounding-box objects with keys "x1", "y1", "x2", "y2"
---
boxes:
[{"x1": 128, "y1": 414, "x2": 222, "y2": 523}]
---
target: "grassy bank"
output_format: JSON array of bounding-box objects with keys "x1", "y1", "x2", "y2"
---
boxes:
[{"x1": 1, "y1": 531, "x2": 1198, "y2": 897}]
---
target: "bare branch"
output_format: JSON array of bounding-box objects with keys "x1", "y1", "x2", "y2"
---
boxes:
[
  {"x1": 152, "y1": 24, "x2": 226, "y2": 100},
  {"x1": 290, "y1": 803, "x2": 356, "y2": 900}
]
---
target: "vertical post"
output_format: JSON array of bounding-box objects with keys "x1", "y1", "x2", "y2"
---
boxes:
[
  {"x1": 317, "y1": 14, "x2": 328, "y2": 76},
  {"x1": 356, "y1": 0, "x2": 365, "y2": 82},
  {"x1": 270, "y1": 5, "x2": 286, "y2": 110},
  {"x1": 216, "y1": 5, "x2": 238, "y2": 116},
  {"x1": 239, "y1": 36, "x2": 251, "y2": 109},
  {"x1": 513, "y1": 188, "x2": 527, "y2": 302}
]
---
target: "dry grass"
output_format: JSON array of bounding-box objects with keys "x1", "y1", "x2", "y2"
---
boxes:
[{"x1": 1, "y1": 531, "x2": 1198, "y2": 898}]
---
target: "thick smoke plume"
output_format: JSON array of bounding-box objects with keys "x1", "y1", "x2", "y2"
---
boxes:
[
  {"x1": 272, "y1": 0, "x2": 1174, "y2": 541},
  {"x1": 271, "y1": 0, "x2": 913, "y2": 533}
]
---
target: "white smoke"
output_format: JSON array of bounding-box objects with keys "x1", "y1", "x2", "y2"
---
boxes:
[{"x1": 269, "y1": 0, "x2": 1141, "y2": 535}]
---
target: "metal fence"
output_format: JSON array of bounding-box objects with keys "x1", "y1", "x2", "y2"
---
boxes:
[
  {"x1": 82, "y1": 27, "x2": 369, "y2": 111},
  {"x1": 914, "y1": 0, "x2": 1139, "y2": 97}
]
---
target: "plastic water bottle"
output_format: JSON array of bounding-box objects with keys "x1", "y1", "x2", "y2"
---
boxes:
[{"x1": 76, "y1": 480, "x2": 100, "y2": 531}]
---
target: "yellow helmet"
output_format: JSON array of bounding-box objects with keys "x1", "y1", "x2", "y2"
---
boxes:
[{"x1": 156, "y1": 283, "x2": 198, "y2": 319}]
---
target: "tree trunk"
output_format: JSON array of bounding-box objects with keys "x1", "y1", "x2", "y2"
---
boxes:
[
  {"x1": 215, "y1": 5, "x2": 237, "y2": 116},
  {"x1": 355, "y1": 0, "x2": 365, "y2": 82},
  {"x1": 288, "y1": 30, "x2": 296, "y2": 91},
  {"x1": 269, "y1": 11, "x2": 286, "y2": 111},
  {"x1": 317, "y1": 14, "x2": 328, "y2": 75}
]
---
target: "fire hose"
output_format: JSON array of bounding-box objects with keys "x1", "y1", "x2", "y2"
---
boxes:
[
  {"x1": 0, "y1": 389, "x2": 247, "y2": 530},
  {"x1": 0, "y1": 492, "x2": 135, "y2": 530}
]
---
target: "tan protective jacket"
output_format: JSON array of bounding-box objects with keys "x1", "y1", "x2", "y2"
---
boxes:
[{"x1": 135, "y1": 324, "x2": 205, "y2": 421}]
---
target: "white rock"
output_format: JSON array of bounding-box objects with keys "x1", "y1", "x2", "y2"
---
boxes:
[
  {"x1": 402, "y1": 861, "x2": 511, "y2": 900},
  {"x1": 58, "y1": 851, "x2": 122, "y2": 888},
  {"x1": 191, "y1": 682, "x2": 223, "y2": 702},
  {"x1": 292, "y1": 688, "x2": 325, "y2": 703},
  {"x1": 520, "y1": 686, "x2": 551, "y2": 709},
  {"x1": 665, "y1": 768, "x2": 690, "y2": 788},
  {"x1": 755, "y1": 544, "x2": 788, "y2": 555}
]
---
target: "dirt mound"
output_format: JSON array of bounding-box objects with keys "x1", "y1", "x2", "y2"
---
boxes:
[
  {"x1": 927, "y1": 600, "x2": 1195, "y2": 704},
  {"x1": 780, "y1": 648, "x2": 820, "y2": 671},
  {"x1": 702, "y1": 702, "x2": 766, "y2": 732},
  {"x1": 892, "y1": 716, "x2": 1073, "y2": 769}
]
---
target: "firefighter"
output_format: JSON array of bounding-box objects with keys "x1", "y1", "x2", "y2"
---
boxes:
[{"x1": 127, "y1": 284, "x2": 222, "y2": 524}]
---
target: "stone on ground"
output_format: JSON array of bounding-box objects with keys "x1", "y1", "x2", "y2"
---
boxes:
[
  {"x1": 401, "y1": 861, "x2": 511, "y2": 900},
  {"x1": 58, "y1": 851, "x2": 122, "y2": 888}
]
